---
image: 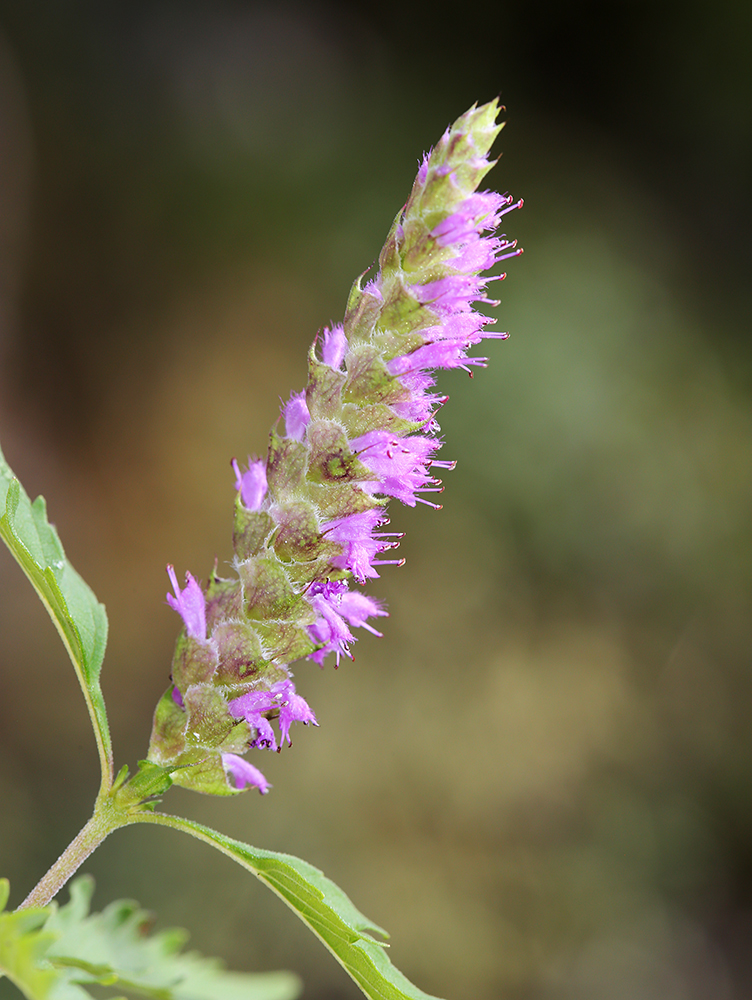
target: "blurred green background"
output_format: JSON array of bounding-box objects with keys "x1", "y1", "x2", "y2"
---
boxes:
[{"x1": 1, "y1": 1, "x2": 752, "y2": 998}]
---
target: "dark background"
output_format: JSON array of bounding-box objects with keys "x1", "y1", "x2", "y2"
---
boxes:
[{"x1": 1, "y1": 1, "x2": 752, "y2": 998}]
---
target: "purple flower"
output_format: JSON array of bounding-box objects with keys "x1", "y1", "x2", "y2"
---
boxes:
[
  {"x1": 322, "y1": 509, "x2": 403, "y2": 582},
  {"x1": 271, "y1": 678, "x2": 318, "y2": 747},
  {"x1": 432, "y1": 191, "x2": 507, "y2": 246},
  {"x1": 222, "y1": 753, "x2": 270, "y2": 794},
  {"x1": 306, "y1": 581, "x2": 355, "y2": 665},
  {"x1": 437, "y1": 311, "x2": 493, "y2": 342},
  {"x1": 228, "y1": 678, "x2": 317, "y2": 750},
  {"x1": 321, "y1": 324, "x2": 348, "y2": 370},
  {"x1": 388, "y1": 340, "x2": 489, "y2": 377},
  {"x1": 389, "y1": 370, "x2": 445, "y2": 426},
  {"x1": 227, "y1": 689, "x2": 278, "y2": 749},
  {"x1": 411, "y1": 275, "x2": 489, "y2": 316},
  {"x1": 166, "y1": 565, "x2": 207, "y2": 641},
  {"x1": 338, "y1": 591, "x2": 388, "y2": 636},
  {"x1": 448, "y1": 235, "x2": 504, "y2": 275},
  {"x1": 385, "y1": 306, "x2": 512, "y2": 378},
  {"x1": 283, "y1": 390, "x2": 311, "y2": 441},
  {"x1": 434, "y1": 194, "x2": 523, "y2": 280},
  {"x1": 306, "y1": 580, "x2": 387, "y2": 665},
  {"x1": 352, "y1": 430, "x2": 444, "y2": 507},
  {"x1": 232, "y1": 458, "x2": 268, "y2": 510}
]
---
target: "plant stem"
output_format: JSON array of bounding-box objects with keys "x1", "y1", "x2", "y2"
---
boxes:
[{"x1": 16, "y1": 795, "x2": 129, "y2": 910}]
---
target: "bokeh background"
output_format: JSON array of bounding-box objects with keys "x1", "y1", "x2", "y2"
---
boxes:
[{"x1": 1, "y1": 1, "x2": 752, "y2": 998}]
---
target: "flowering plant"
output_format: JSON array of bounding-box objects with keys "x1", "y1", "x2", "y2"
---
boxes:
[{"x1": 0, "y1": 100, "x2": 521, "y2": 1000}]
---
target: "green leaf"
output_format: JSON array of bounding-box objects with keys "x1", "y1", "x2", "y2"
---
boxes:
[
  {"x1": 0, "y1": 878, "x2": 88, "y2": 999},
  {"x1": 0, "y1": 443, "x2": 112, "y2": 785},
  {"x1": 139, "y1": 815, "x2": 444, "y2": 1000},
  {"x1": 0, "y1": 876, "x2": 301, "y2": 1000}
]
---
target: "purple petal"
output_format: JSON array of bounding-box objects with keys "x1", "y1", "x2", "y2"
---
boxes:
[
  {"x1": 434, "y1": 312, "x2": 491, "y2": 342},
  {"x1": 306, "y1": 580, "x2": 355, "y2": 665},
  {"x1": 283, "y1": 390, "x2": 311, "y2": 441},
  {"x1": 271, "y1": 678, "x2": 318, "y2": 747},
  {"x1": 387, "y1": 341, "x2": 488, "y2": 377},
  {"x1": 322, "y1": 509, "x2": 389, "y2": 582},
  {"x1": 305, "y1": 580, "x2": 389, "y2": 665},
  {"x1": 228, "y1": 689, "x2": 278, "y2": 750},
  {"x1": 250, "y1": 717, "x2": 277, "y2": 750},
  {"x1": 351, "y1": 430, "x2": 441, "y2": 506},
  {"x1": 412, "y1": 275, "x2": 487, "y2": 316},
  {"x1": 449, "y1": 235, "x2": 505, "y2": 274},
  {"x1": 432, "y1": 191, "x2": 506, "y2": 246},
  {"x1": 232, "y1": 458, "x2": 268, "y2": 511},
  {"x1": 307, "y1": 604, "x2": 353, "y2": 665},
  {"x1": 389, "y1": 370, "x2": 443, "y2": 425},
  {"x1": 321, "y1": 324, "x2": 348, "y2": 370},
  {"x1": 363, "y1": 277, "x2": 383, "y2": 301},
  {"x1": 166, "y1": 565, "x2": 207, "y2": 641},
  {"x1": 222, "y1": 753, "x2": 270, "y2": 794},
  {"x1": 338, "y1": 591, "x2": 388, "y2": 636}
]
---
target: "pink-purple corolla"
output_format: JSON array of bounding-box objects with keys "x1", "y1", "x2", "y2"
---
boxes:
[
  {"x1": 228, "y1": 678, "x2": 318, "y2": 750},
  {"x1": 221, "y1": 753, "x2": 270, "y2": 794},
  {"x1": 231, "y1": 458, "x2": 268, "y2": 511},
  {"x1": 166, "y1": 565, "x2": 207, "y2": 642},
  {"x1": 148, "y1": 100, "x2": 521, "y2": 796}
]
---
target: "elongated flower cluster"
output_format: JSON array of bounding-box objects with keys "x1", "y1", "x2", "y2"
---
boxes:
[{"x1": 147, "y1": 100, "x2": 522, "y2": 795}]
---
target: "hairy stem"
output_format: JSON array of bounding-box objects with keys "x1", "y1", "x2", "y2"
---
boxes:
[{"x1": 15, "y1": 795, "x2": 129, "y2": 910}]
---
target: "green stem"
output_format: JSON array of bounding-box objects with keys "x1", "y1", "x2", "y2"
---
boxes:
[
  {"x1": 15, "y1": 762, "x2": 175, "y2": 911},
  {"x1": 16, "y1": 797, "x2": 128, "y2": 910}
]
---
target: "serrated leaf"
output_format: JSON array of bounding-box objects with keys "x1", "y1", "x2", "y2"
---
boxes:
[
  {"x1": 46, "y1": 876, "x2": 300, "y2": 1000},
  {"x1": 0, "y1": 878, "x2": 90, "y2": 999},
  {"x1": 0, "y1": 443, "x2": 111, "y2": 782},
  {"x1": 0, "y1": 877, "x2": 301, "y2": 1000},
  {"x1": 140, "y1": 815, "x2": 444, "y2": 1000}
]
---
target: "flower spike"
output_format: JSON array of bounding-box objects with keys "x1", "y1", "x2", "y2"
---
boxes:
[{"x1": 148, "y1": 99, "x2": 522, "y2": 796}]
